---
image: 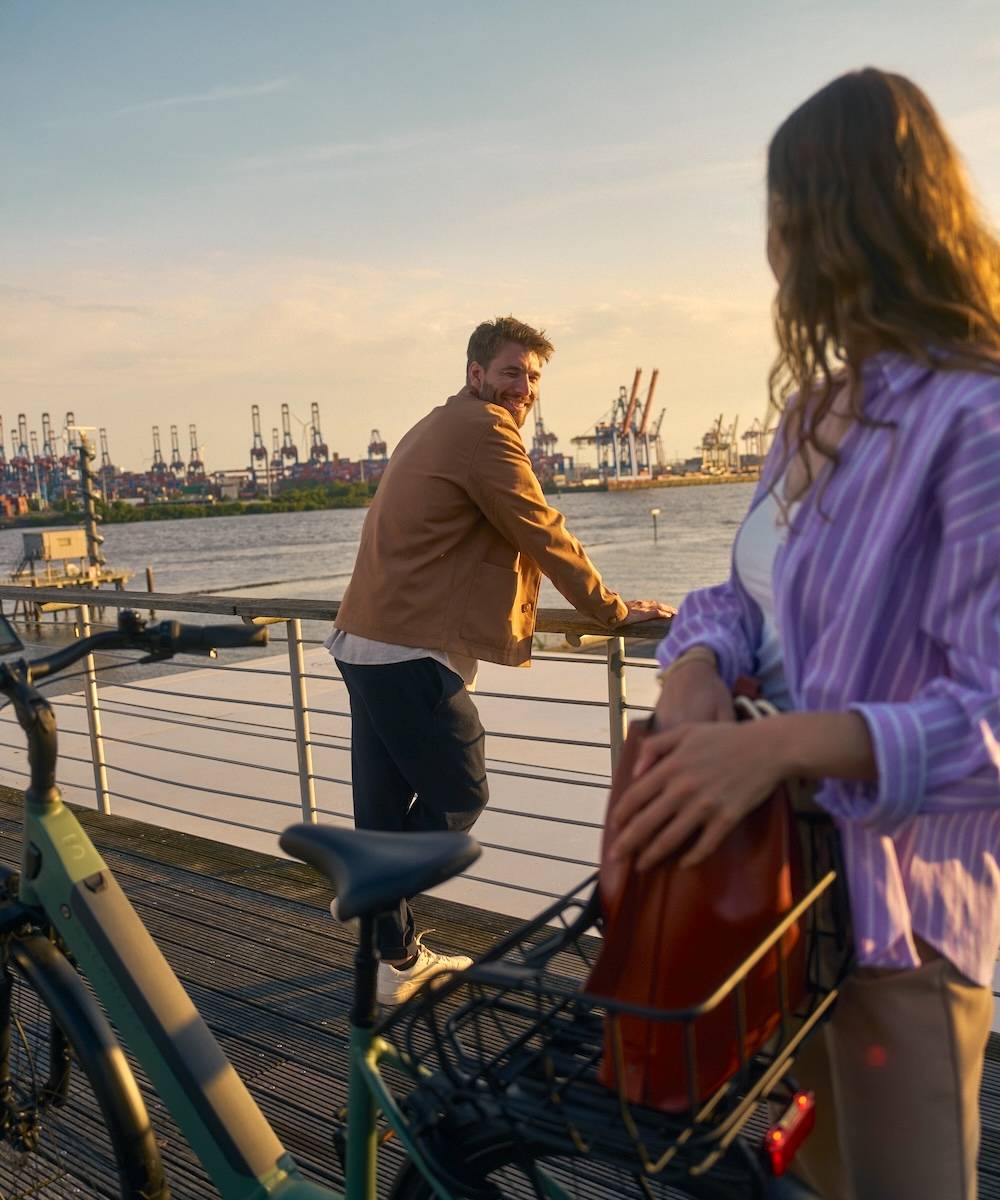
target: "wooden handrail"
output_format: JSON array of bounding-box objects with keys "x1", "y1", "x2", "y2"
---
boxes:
[{"x1": 0, "y1": 585, "x2": 672, "y2": 641}]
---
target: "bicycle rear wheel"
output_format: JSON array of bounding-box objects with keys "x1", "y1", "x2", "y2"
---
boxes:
[
  {"x1": 389, "y1": 1122, "x2": 765, "y2": 1200},
  {"x1": 0, "y1": 932, "x2": 167, "y2": 1199}
]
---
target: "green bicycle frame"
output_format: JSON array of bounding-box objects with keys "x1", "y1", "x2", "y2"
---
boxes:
[{"x1": 15, "y1": 748, "x2": 454, "y2": 1199}]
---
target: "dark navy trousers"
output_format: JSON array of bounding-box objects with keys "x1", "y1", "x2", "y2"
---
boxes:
[{"x1": 336, "y1": 658, "x2": 489, "y2": 958}]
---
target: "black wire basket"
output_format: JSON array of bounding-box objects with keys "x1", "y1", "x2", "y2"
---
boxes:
[{"x1": 378, "y1": 813, "x2": 852, "y2": 1194}]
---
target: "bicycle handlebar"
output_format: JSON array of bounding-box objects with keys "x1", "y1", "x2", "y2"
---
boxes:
[
  {"x1": 1, "y1": 612, "x2": 268, "y2": 688},
  {"x1": 0, "y1": 612, "x2": 269, "y2": 798},
  {"x1": 168, "y1": 623, "x2": 269, "y2": 652}
]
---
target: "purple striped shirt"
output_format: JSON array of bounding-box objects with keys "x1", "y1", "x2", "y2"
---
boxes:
[{"x1": 657, "y1": 353, "x2": 1000, "y2": 986}]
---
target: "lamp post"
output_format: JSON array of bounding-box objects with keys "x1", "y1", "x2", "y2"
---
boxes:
[{"x1": 650, "y1": 506, "x2": 661, "y2": 543}]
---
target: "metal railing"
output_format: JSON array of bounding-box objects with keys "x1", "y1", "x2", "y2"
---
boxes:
[
  {"x1": 2, "y1": 584, "x2": 998, "y2": 1028},
  {"x1": 0, "y1": 585, "x2": 670, "y2": 916}
]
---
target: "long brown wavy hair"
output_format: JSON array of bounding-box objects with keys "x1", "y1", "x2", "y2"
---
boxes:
[{"x1": 767, "y1": 67, "x2": 1000, "y2": 495}]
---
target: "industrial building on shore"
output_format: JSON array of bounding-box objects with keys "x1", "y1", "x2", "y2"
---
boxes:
[{"x1": 0, "y1": 378, "x2": 767, "y2": 513}]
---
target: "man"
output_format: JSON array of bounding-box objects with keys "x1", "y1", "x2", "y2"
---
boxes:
[{"x1": 327, "y1": 316, "x2": 672, "y2": 1004}]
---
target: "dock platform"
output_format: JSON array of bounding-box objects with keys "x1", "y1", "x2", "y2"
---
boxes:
[
  {"x1": 1, "y1": 568, "x2": 135, "y2": 620},
  {"x1": 0, "y1": 788, "x2": 996, "y2": 1199}
]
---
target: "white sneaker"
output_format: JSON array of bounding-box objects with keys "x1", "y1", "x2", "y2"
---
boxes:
[
  {"x1": 329, "y1": 897, "x2": 359, "y2": 932},
  {"x1": 376, "y1": 932, "x2": 473, "y2": 1005}
]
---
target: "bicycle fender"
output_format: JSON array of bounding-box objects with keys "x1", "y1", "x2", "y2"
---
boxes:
[{"x1": 10, "y1": 932, "x2": 170, "y2": 1199}]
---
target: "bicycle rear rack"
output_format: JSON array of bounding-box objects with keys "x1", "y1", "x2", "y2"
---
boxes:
[{"x1": 379, "y1": 815, "x2": 852, "y2": 1192}]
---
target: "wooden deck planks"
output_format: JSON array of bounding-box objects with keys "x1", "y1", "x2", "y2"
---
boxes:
[{"x1": 0, "y1": 787, "x2": 996, "y2": 1199}]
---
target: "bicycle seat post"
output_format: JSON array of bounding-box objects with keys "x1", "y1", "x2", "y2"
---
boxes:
[{"x1": 350, "y1": 915, "x2": 380, "y2": 1028}]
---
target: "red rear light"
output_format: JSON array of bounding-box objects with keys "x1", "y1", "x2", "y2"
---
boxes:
[{"x1": 763, "y1": 1090, "x2": 815, "y2": 1176}]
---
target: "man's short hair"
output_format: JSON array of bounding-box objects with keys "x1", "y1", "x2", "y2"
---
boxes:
[{"x1": 466, "y1": 316, "x2": 555, "y2": 370}]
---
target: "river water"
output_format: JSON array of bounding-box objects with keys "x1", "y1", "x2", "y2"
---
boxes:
[
  {"x1": 0, "y1": 482, "x2": 758, "y2": 916},
  {"x1": 0, "y1": 483, "x2": 755, "y2": 612}
]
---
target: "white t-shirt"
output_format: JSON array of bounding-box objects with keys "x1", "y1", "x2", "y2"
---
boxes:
[
  {"x1": 324, "y1": 629, "x2": 478, "y2": 690},
  {"x1": 732, "y1": 489, "x2": 797, "y2": 710}
]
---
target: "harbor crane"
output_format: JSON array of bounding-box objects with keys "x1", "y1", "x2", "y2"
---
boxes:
[
  {"x1": 637, "y1": 369, "x2": 660, "y2": 436},
  {"x1": 15, "y1": 415, "x2": 30, "y2": 462},
  {"x1": 270, "y1": 427, "x2": 284, "y2": 479},
  {"x1": 572, "y1": 367, "x2": 662, "y2": 481},
  {"x1": 61, "y1": 413, "x2": 80, "y2": 472},
  {"x1": 742, "y1": 417, "x2": 764, "y2": 460},
  {"x1": 621, "y1": 369, "x2": 643, "y2": 442},
  {"x1": 572, "y1": 383, "x2": 629, "y2": 473},
  {"x1": 528, "y1": 400, "x2": 564, "y2": 478},
  {"x1": 650, "y1": 408, "x2": 667, "y2": 469},
  {"x1": 367, "y1": 429, "x2": 387, "y2": 460},
  {"x1": 249, "y1": 405, "x2": 268, "y2": 479},
  {"x1": 150, "y1": 426, "x2": 169, "y2": 475},
  {"x1": 698, "y1": 413, "x2": 741, "y2": 472},
  {"x1": 0, "y1": 418, "x2": 6, "y2": 474},
  {"x1": 728, "y1": 416, "x2": 741, "y2": 471},
  {"x1": 11, "y1": 415, "x2": 31, "y2": 483},
  {"x1": 169, "y1": 425, "x2": 186, "y2": 477},
  {"x1": 29, "y1": 431, "x2": 46, "y2": 503},
  {"x1": 40, "y1": 414, "x2": 58, "y2": 467},
  {"x1": 12, "y1": 421, "x2": 37, "y2": 502},
  {"x1": 99, "y1": 427, "x2": 114, "y2": 474},
  {"x1": 631, "y1": 368, "x2": 660, "y2": 476},
  {"x1": 96, "y1": 428, "x2": 117, "y2": 499},
  {"x1": 699, "y1": 414, "x2": 726, "y2": 471},
  {"x1": 38, "y1": 413, "x2": 61, "y2": 505},
  {"x1": 8, "y1": 429, "x2": 29, "y2": 493},
  {"x1": 309, "y1": 402, "x2": 329, "y2": 465},
  {"x1": 742, "y1": 417, "x2": 774, "y2": 461},
  {"x1": 531, "y1": 401, "x2": 558, "y2": 457},
  {"x1": 187, "y1": 424, "x2": 205, "y2": 480},
  {"x1": 280, "y1": 403, "x2": 299, "y2": 466},
  {"x1": 33, "y1": 417, "x2": 57, "y2": 482}
]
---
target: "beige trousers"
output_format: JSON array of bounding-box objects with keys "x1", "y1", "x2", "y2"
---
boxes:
[{"x1": 791, "y1": 942, "x2": 994, "y2": 1200}]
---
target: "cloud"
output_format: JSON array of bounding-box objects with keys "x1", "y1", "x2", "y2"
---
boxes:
[
  {"x1": 232, "y1": 132, "x2": 439, "y2": 173},
  {"x1": 504, "y1": 157, "x2": 764, "y2": 220},
  {"x1": 0, "y1": 260, "x2": 775, "y2": 470},
  {"x1": 115, "y1": 77, "x2": 293, "y2": 116},
  {"x1": 950, "y1": 104, "x2": 1000, "y2": 153},
  {"x1": 0, "y1": 284, "x2": 147, "y2": 317},
  {"x1": 550, "y1": 290, "x2": 765, "y2": 342}
]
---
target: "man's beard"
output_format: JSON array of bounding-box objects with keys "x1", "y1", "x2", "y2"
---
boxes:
[{"x1": 478, "y1": 381, "x2": 528, "y2": 428}]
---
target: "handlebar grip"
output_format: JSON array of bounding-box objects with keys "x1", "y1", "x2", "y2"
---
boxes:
[{"x1": 168, "y1": 623, "x2": 268, "y2": 652}]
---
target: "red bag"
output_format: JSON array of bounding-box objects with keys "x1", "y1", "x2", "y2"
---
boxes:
[{"x1": 585, "y1": 682, "x2": 806, "y2": 1112}]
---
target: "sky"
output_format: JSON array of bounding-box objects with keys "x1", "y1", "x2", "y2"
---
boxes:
[{"x1": 3, "y1": 1, "x2": 999, "y2": 472}]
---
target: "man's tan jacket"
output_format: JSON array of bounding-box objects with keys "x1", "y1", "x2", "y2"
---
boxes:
[{"x1": 335, "y1": 387, "x2": 628, "y2": 667}]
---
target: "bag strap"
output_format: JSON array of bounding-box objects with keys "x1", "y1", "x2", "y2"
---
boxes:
[
  {"x1": 731, "y1": 684, "x2": 819, "y2": 812},
  {"x1": 733, "y1": 693, "x2": 781, "y2": 722}
]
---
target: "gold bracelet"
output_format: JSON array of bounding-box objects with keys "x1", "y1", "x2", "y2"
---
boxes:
[{"x1": 656, "y1": 646, "x2": 717, "y2": 685}]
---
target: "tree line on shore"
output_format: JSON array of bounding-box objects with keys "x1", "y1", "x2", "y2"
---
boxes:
[{"x1": 0, "y1": 482, "x2": 378, "y2": 528}]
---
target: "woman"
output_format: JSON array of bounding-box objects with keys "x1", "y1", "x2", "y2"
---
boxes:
[{"x1": 610, "y1": 69, "x2": 999, "y2": 1200}]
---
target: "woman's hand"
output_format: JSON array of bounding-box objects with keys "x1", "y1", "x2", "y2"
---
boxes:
[
  {"x1": 634, "y1": 658, "x2": 734, "y2": 778},
  {"x1": 610, "y1": 719, "x2": 787, "y2": 871},
  {"x1": 611, "y1": 710, "x2": 877, "y2": 873}
]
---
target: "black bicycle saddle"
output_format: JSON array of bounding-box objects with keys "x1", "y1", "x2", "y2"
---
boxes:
[{"x1": 279, "y1": 824, "x2": 481, "y2": 920}]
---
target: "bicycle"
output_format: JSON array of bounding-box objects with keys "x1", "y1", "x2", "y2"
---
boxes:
[
  {"x1": 0, "y1": 609, "x2": 848, "y2": 1199},
  {"x1": 368, "y1": 808, "x2": 849, "y2": 1200}
]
